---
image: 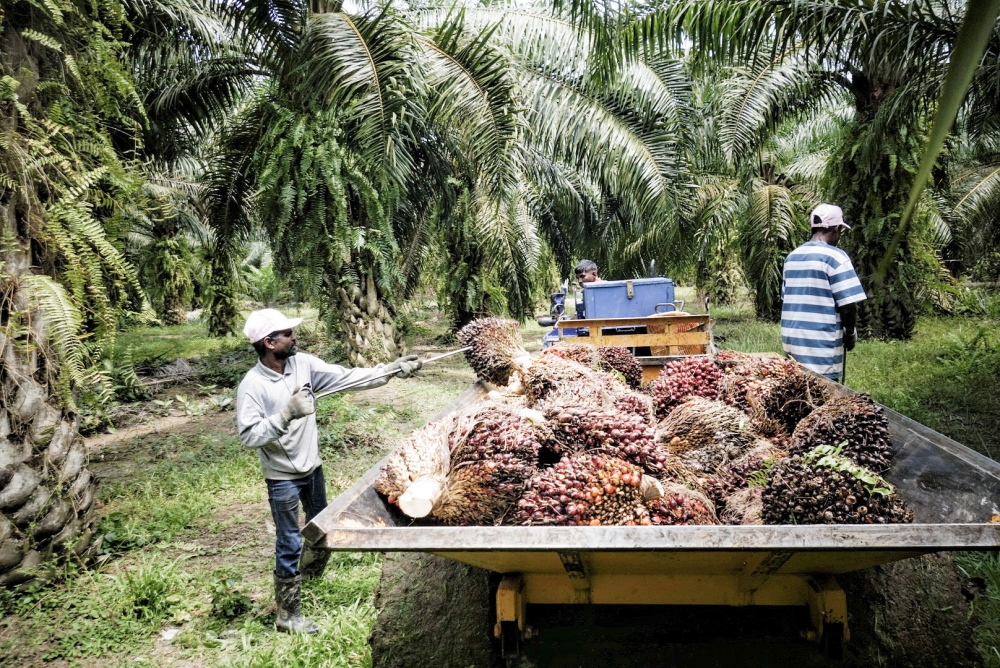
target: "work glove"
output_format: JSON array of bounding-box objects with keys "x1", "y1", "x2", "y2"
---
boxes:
[
  {"x1": 280, "y1": 385, "x2": 315, "y2": 424},
  {"x1": 386, "y1": 355, "x2": 422, "y2": 379},
  {"x1": 843, "y1": 328, "x2": 858, "y2": 352}
]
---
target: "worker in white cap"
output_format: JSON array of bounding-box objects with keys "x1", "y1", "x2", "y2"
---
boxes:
[
  {"x1": 236, "y1": 308, "x2": 421, "y2": 634},
  {"x1": 780, "y1": 204, "x2": 867, "y2": 381}
]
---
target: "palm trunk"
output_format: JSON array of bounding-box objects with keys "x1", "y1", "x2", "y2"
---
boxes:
[
  {"x1": 161, "y1": 288, "x2": 189, "y2": 326},
  {"x1": 827, "y1": 78, "x2": 935, "y2": 340},
  {"x1": 829, "y1": 121, "x2": 920, "y2": 339},
  {"x1": 334, "y1": 272, "x2": 402, "y2": 366},
  {"x1": 0, "y1": 196, "x2": 100, "y2": 587},
  {"x1": 206, "y1": 245, "x2": 241, "y2": 337}
]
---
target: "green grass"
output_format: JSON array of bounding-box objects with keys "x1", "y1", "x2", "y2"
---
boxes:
[
  {"x1": 116, "y1": 322, "x2": 234, "y2": 367},
  {"x1": 97, "y1": 432, "x2": 262, "y2": 551},
  {"x1": 713, "y1": 305, "x2": 784, "y2": 354},
  {"x1": 0, "y1": 386, "x2": 401, "y2": 666}
]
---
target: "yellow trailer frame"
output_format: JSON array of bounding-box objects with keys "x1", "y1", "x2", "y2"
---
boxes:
[
  {"x1": 494, "y1": 567, "x2": 849, "y2": 646},
  {"x1": 305, "y1": 378, "x2": 1000, "y2": 658}
]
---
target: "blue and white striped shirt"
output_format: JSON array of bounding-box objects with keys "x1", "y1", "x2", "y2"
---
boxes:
[{"x1": 780, "y1": 241, "x2": 867, "y2": 379}]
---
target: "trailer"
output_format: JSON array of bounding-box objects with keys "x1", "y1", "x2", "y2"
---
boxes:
[{"x1": 303, "y1": 372, "x2": 1000, "y2": 661}]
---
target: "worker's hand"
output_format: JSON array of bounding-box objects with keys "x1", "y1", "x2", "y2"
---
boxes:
[
  {"x1": 844, "y1": 328, "x2": 858, "y2": 352},
  {"x1": 280, "y1": 385, "x2": 315, "y2": 424},
  {"x1": 387, "y1": 355, "x2": 422, "y2": 378}
]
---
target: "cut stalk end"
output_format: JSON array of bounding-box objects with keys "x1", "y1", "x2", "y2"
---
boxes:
[{"x1": 398, "y1": 477, "x2": 445, "y2": 518}]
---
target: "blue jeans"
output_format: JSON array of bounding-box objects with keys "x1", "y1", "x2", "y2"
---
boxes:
[{"x1": 266, "y1": 466, "x2": 328, "y2": 579}]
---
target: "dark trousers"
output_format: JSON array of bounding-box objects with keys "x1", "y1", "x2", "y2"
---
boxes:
[{"x1": 265, "y1": 466, "x2": 327, "y2": 579}]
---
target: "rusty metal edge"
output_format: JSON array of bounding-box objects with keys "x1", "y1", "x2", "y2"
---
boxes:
[{"x1": 316, "y1": 523, "x2": 1000, "y2": 552}]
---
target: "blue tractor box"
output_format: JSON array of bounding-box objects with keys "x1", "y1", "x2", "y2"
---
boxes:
[
  {"x1": 541, "y1": 278, "x2": 677, "y2": 348},
  {"x1": 582, "y1": 278, "x2": 676, "y2": 319}
]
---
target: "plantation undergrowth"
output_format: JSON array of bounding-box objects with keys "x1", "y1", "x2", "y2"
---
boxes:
[{"x1": 1, "y1": 302, "x2": 999, "y2": 666}]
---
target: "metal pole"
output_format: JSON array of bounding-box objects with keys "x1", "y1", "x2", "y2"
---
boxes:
[{"x1": 312, "y1": 347, "x2": 472, "y2": 400}]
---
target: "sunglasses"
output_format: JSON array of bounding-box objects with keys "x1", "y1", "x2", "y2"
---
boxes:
[{"x1": 266, "y1": 329, "x2": 294, "y2": 341}]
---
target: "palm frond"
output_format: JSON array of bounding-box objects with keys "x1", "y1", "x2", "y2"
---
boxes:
[
  {"x1": 953, "y1": 163, "x2": 1000, "y2": 231},
  {"x1": 738, "y1": 180, "x2": 806, "y2": 320},
  {"x1": 299, "y1": 9, "x2": 415, "y2": 188},
  {"x1": 20, "y1": 274, "x2": 111, "y2": 409},
  {"x1": 523, "y1": 69, "x2": 683, "y2": 226},
  {"x1": 718, "y1": 49, "x2": 836, "y2": 167},
  {"x1": 416, "y1": 10, "x2": 519, "y2": 199}
]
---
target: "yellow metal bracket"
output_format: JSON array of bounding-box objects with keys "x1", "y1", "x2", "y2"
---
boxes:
[
  {"x1": 737, "y1": 551, "x2": 794, "y2": 602},
  {"x1": 493, "y1": 566, "x2": 848, "y2": 648},
  {"x1": 806, "y1": 576, "x2": 850, "y2": 642},
  {"x1": 558, "y1": 551, "x2": 591, "y2": 603},
  {"x1": 494, "y1": 574, "x2": 526, "y2": 638}
]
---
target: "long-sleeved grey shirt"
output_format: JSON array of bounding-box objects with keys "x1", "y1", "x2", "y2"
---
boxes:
[{"x1": 236, "y1": 353, "x2": 390, "y2": 480}]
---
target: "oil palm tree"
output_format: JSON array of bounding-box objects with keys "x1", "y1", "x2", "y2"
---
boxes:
[
  {"x1": 1, "y1": 0, "x2": 155, "y2": 585},
  {"x1": 647, "y1": 0, "x2": 1000, "y2": 338},
  {"x1": 414, "y1": 6, "x2": 693, "y2": 308},
  {"x1": 183, "y1": 0, "x2": 693, "y2": 355},
  {"x1": 189, "y1": 2, "x2": 530, "y2": 362},
  {"x1": 683, "y1": 60, "x2": 842, "y2": 319},
  {"x1": 945, "y1": 121, "x2": 1000, "y2": 280},
  {"x1": 118, "y1": 0, "x2": 252, "y2": 326}
]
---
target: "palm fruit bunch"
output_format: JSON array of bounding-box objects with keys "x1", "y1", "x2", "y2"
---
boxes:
[
  {"x1": 715, "y1": 352, "x2": 794, "y2": 414},
  {"x1": 542, "y1": 343, "x2": 643, "y2": 389},
  {"x1": 654, "y1": 397, "x2": 757, "y2": 475},
  {"x1": 522, "y1": 355, "x2": 626, "y2": 410},
  {"x1": 612, "y1": 391, "x2": 656, "y2": 423},
  {"x1": 715, "y1": 352, "x2": 826, "y2": 436},
  {"x1": 514, "y1": 454, "x2": 645, "y2": 526},
  {"x1": 647, "y1": 356, "x2": 722, "y2": 419},
  {"x1": 430, "y1": 405, "x2": 542, "y2": 525},
  {"x1": 597, "y1": 347, "x2": 644, "y2": 389},
  {"x1": 790, "y1": 394, "x2": 893, "y2": 473},
  {"x1": 762, "y1": 447, "x2": 913, "y2": 525},
  {"x1": 757, "y1": 369, "x2": 828, "y2": 435},
  {"x1": 645, "y1": 483, "x2": 717, "y2": 525},
  {"x1": 719, "y1": 486, "x2": 764, "y2": 525},
  {"x1": 375, "y1": 419, "x2": 454, "y2": 517},
  {"x1": 545, "y1": 405, "x2": 669, "y2": 474},
  {"x1": 723, "y1": 441, "x2": 786, "y2": 488},
  {"x1": 703, "y1": 440, "x2": 785, "y2": 509},
  {"x1": 457, "y1": 318, "x2": 530, "y2": 386}
]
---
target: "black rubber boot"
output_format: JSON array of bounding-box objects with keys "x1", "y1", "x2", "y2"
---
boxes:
[
  {"x1": 274, "y1": 573, "x2": 319, "y2": 634},
  {"x1": 299, "y1": 545, "x2": 331, "y2": 582}
]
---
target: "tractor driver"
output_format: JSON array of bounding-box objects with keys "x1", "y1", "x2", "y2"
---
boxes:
[
  {"x1": 574, "y1": 259, "x2": 603, "y2": 284},
  {"x1": 236, "y1": 308, "x2": 421, "y2": 634}
]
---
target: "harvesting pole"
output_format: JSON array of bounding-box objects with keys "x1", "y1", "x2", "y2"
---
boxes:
[{"x1": 312, "y1": 347, "x2": 472, "y2": 400}]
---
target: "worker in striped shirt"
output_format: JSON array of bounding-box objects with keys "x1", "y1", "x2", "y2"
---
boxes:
[{"x1": 780, "y1": 204, "x2": 867, "y2": 380}]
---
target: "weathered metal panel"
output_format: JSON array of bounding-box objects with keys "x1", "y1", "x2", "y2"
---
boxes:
[{"x1": 312, "y1": 523, "x2": 1000, "y2": 552}]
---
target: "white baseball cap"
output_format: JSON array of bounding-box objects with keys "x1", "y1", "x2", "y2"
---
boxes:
[
  {"x1": 810, "y1": 203, "x2": 851, "y2": 229},
  {"x1": 243, "y1": 309, "x2": 303, "y2": 343}
]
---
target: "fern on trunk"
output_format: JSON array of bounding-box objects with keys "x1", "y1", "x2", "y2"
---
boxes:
[{"x1": 1, "y1": 0, "x2": 153, "y2": 586}]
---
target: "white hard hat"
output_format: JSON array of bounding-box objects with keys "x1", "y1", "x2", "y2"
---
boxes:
[{"x1": 243, "y1": 309, "x2": 303, "y2": 343}]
